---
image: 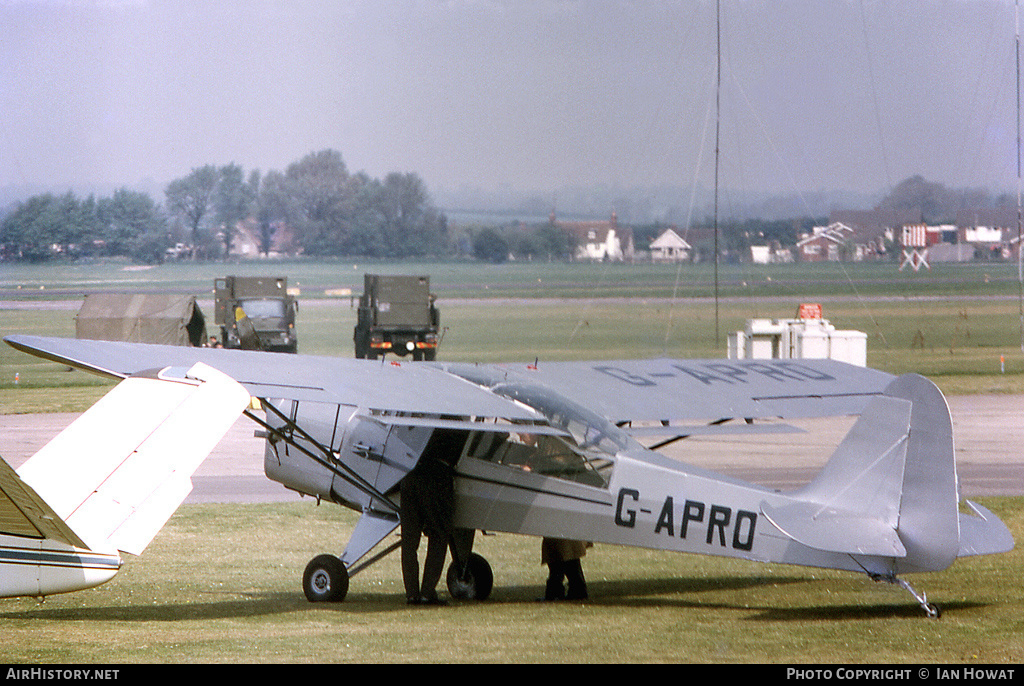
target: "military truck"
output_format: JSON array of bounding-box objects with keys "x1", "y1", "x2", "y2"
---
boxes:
[
  {"x1": 214, "y1": 276, "x2": 298, "y2": 353},
  {"x1": 354, "y1": 274, "x2": 439, "y2": 360}
]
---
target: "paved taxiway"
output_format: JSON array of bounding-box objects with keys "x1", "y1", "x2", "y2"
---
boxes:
[{"x1": 1, "y1": 393, "x2": 1021, "y2": 501}]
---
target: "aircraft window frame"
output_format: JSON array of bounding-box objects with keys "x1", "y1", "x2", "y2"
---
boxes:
[
  {"x1": 445, "y1": 373, "x2": 634, "y2": 488},
  {"x1": 464, "y1": 429, "x2": 611, "y2": 488},
  {"x1": 486, "y1": 382, "x2": 632, "y2": 457}
]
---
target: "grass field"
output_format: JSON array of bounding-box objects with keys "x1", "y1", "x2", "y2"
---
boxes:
[
  {"x1": 0, "y1": 259, "x2": 1022, "y2": 663},
  {"x1": 0, "y1": 501, "x2": 1020, "y2": 664}
]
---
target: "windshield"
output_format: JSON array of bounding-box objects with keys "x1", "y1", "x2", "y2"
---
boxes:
[
  {"x1": 488, "y1": 382, "x2": 631, "y2": 457},
  {"x1": 455, "y1": 379, "x2": 636, "y2": 488},
  {"x1": 239, "y1": 298, "x2": 286, "y2": 319},
  {"x1": 464, "y1": 428, "x2": 610, "y2": 487}
]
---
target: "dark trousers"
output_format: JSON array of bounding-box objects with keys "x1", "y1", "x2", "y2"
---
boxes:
[
  {"x1": 401, "y1": 525, "x2": 449, "y2": 601},
  {"x1": 400, "y1": 458, "x2": 455, "y2": 601},
  {"x1": 545, "y1": 557, "x2": 588, "y2": 600}
]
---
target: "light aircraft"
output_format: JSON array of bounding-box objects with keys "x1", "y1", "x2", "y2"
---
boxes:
[{"x1": 1, "y1": 334, "x2": 1015, "y2": 616}]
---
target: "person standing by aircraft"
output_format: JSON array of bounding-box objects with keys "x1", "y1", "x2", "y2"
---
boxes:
[
  {"x1": 400, "y1": 429, "x2": 464, "y2": 605},
  {"x1": 540, "y1": 538, "x2": 591, "y2": 601}
]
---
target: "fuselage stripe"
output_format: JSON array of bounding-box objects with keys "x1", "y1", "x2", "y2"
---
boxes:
[{"x1": 0, "y1": 546, "x2": 121, "y2": 571}]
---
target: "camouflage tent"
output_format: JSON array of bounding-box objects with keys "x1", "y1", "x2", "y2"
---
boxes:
[{"x1": 75, "y1": 293, "x2": 207, "y2": 347}]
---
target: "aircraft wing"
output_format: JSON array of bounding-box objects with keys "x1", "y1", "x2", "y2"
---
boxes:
[
  {"x1": 6, "y1": 336, "x2": 894, "y2": 428},
  {"x1": 443, "y1": 357, "x2": 896, "y2": 424},
  {"x1": 4, "y1": 335, "x2": 546, "y2": 422}
]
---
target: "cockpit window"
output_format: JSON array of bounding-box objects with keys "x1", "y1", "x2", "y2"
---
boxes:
[
  {"x1": 442, "y1": 370, "x2": 635, "y2": 488},
  {"x1": 487, "y1": 382, "x2": 630, "y2": 457},
  {"x1": 465, "y1": 429, "x2": 610, "y2": 488}
]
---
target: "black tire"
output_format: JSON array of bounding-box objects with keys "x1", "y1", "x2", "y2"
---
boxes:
[
  {"x1": 354, "y1": 329, "x2": 367, "y2": 358},
  {"x1": 303, "y1": 554, "x2": 349, "y2": 602},
  {"x1": 446, "y1": 552, "x2": 493, "y2": 601}
]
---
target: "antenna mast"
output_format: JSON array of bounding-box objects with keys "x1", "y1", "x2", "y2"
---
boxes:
[
  {"x1": 714, "y1": 0, "x2": 721, "y2": 347},
  {"x1": 1017, "y1": 0, "x2": 1023, "y2": 351}
]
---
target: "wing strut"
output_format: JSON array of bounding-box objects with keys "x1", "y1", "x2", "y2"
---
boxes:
[
  {"x1": 245, "y1": 401, "x2": 399, "y2": 515},
  {"x1": 347, "y1": 540, "x2": 402, "y2": 578},
  {"x1": 645, "y1": 418, "x2": 733, "y2": 450}
]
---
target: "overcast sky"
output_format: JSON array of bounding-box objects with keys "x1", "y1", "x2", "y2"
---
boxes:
[{"x1": 1, "y1": 0, "x2": 1020, "y2": 207}]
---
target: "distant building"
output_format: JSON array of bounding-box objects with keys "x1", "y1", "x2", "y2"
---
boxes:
[
  {"x1": 555, "y1": 212, "x2": 635, "y2": 262},
  {"x1": 750, "y1": 243, "x2": 793, "y2": 264},
  {"x1": 964, "y1": 226, "x2": 1002, "y2": 243},
  {"x1": 649, "y1": 228, "x2": 691, "y2": 262},
  {"x1": 796, "y1": 222, "x2": 854, "y2": 262}
]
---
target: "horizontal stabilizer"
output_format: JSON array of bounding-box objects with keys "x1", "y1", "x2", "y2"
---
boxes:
[
  {"x1": 762, "y1": 374, "x2": 987, "y2": 573},
  {"x1": 16, "y1": 363, "x2": 251, "y2": 556},
  {"x1": 759, "y1": 380, "x2": 913, "y2": 558},
  {"x1": 760, "y1": 501, "x2": 907, "y2": 557},
  {"x1": 958, "y1": 500, "x2": 1015, "y2": 557}
]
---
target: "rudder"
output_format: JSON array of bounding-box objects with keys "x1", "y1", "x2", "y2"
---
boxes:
[{"x1": 884, "y1": 374, "x2": 960, "y2": 573}]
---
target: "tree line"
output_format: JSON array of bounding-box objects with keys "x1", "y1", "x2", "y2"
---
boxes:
[
  {"x1": 0, "y1": 149, "x2": 452, "y2": 263},
  {"x1": 8, "y1": 160, "x2": 990, "y2": 266}
]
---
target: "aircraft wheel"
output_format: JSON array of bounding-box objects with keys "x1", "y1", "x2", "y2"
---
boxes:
[
  {"x1": 303, "y1": 554, "x2": 349, "y2": 602},
  {"x1": 446, "y1": 552, "x2": 493, "y2": 601}
]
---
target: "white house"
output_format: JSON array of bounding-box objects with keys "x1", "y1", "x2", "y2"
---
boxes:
[
  {"x1": 649, "y1": 228, "x2": 691, "y2": 262},
  {"x1": 557, "y1": 213, "x2": 635, "y2": 262}
]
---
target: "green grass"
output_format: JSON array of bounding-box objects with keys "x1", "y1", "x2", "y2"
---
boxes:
[
  {"x1": 2, "y1": 256, "x2": 1023, "y2": 300},
  {"x1": 0, "y1": 500, "x2": 1020, "y2": 664}
]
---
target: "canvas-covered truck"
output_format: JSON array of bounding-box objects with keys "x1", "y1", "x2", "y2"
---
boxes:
[
  {"x1": 214, "y1": 276, "x2": 298, "y2": 353},
  {"x1": 354, "y1": 274, "x2": 439, "y2": 360}
]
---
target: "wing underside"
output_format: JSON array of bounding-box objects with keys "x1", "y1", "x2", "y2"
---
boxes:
[{"x1": 0, "y1": 453, "x2": 88, "y2": 549}]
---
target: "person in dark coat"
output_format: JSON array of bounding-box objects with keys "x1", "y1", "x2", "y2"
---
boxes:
[{"x1": 400, "y1": 429, "x2": 465, "y2": 605}]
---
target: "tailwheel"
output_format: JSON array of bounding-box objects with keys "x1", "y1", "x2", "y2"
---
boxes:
[
  {"x1": 303, "y1": 554, "x2": 349, "y2": 602},
  {"x1": 873, "y1": 574, "x2": 942, "y2": 619},
  {"x1": 446, "y1": 552, "x2": 493, "y2": 601}
]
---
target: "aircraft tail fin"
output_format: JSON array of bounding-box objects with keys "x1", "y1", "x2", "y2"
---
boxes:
[
  {"x1": 762, "y1": 374, "x2": 1012, "y2": 570},
  {"x1": 14, "y1": 362, "x2": 251, "y2": 557}
]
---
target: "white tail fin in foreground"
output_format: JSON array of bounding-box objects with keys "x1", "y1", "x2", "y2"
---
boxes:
[{"x1": 0, "y1": 363, "x2": 250, "y2": 598}]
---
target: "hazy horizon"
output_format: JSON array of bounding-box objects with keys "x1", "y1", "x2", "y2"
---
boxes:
[{"x1": 3, "y1": 0, "x2": 1021, "y2": 220}]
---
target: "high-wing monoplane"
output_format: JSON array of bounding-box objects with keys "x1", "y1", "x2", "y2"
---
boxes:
[{"x1": 2, "y1": 334, "x2": 1014, "y2": 616}]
